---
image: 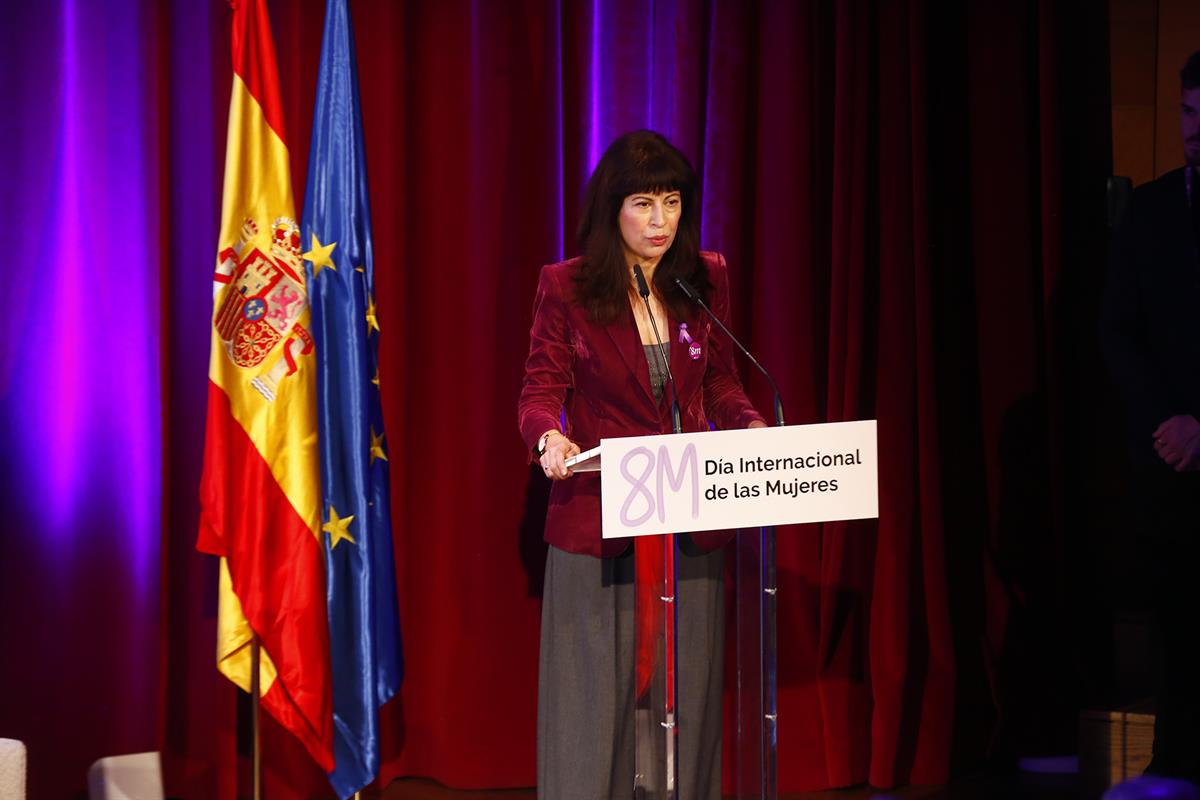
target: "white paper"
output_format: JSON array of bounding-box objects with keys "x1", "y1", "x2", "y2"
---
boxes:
[{"x1": 564, "y1": 446, "x2": 602, "y2": 472}]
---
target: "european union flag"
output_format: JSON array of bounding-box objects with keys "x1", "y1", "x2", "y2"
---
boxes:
[{"x1": 301, "y1": 0, "x2": 403, "y2": 796}]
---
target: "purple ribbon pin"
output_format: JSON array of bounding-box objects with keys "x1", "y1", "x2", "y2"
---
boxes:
[{"x1": 679, "y1": 323, "x2": 702, "y2": 360}]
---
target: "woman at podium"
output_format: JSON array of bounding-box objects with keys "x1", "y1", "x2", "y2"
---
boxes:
[{"x1": 518, "y1": 130, "x2": 765, "y2": 799}]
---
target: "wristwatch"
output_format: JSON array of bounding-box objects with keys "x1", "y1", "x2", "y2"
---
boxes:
[{"x1": 536, "y1": 430, "x2": 558, "y2": 456}]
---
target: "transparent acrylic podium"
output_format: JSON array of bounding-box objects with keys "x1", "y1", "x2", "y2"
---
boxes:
[
  {"x1": 600, "y1": 413, "x2": 880, "y2": 799},
  {"x1": 629, "y1": 528, "x2": 777, "y2": 800}
]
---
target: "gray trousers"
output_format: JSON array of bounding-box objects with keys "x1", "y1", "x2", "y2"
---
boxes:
[{"x1": 537, "y1": 541, "x2": 725, "y2": 800}]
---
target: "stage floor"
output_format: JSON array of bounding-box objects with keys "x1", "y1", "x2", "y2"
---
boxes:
[{"x1": 376, "y1": 768, "x2": 1095, "y2": 800}]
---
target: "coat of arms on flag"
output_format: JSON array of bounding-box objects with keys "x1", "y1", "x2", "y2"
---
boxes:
[{"x1": 213, "y1": 216, "x2": 315, "y2": 402}]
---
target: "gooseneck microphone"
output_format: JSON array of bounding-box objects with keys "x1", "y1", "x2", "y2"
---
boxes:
[
  {"x1": 633, "y1": 264, "x2": 682, "y2": 435},
  {"x1": 674, "y1": 275, "x2": 785, "y2": 426}
]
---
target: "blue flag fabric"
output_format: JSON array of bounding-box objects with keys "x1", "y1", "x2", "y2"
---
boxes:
[{"x1": 301, "y1": 0, "x2": 403, "y2": 796}]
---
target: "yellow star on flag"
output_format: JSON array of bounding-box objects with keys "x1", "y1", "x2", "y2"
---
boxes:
[
  {"x1": 365, "y1": 295, "x2": 380, "y2": 333},
  {"x1": 371, "y1": 368, "x2": 380, "y2": 388},
  {"x1": 370, "y1": 427, "x2": 388, "y2": 463},
  {"x1": 302, "y1": 234, "x2": 337, "y2": 275},
  {"x1": 322, "y1": 505, "x2": 356, "y2": 549}
]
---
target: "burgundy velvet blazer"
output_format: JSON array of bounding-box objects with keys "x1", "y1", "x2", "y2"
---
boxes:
[{"x1": 518, "y1": 251, "x2": 765, "y2": 558}]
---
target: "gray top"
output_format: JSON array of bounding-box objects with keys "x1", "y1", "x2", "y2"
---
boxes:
[{"x1": 644, "y1": 344, "x2": 668, "y2": 401}]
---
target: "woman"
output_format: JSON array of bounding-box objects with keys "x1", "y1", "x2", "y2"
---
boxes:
[{"x1": 518, "y1": 130, "x2": 765, "y2": 799}]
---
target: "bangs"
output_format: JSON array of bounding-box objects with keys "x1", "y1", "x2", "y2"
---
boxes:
[{"x1": 612, "y1": 155, "x2": 692, "y2": 200}]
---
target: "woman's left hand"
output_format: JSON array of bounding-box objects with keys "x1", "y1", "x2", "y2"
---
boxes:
[{"x1": 748, "y1": 420, "x2": 768, "y2": 429}]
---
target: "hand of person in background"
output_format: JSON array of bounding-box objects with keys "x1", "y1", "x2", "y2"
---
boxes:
[
  {"x1": 1153, "y1": 414, "x2": 1200, "y2": 471},
  {"x1": 539, "y1": 431, "x2": 581, "y2": 480},
  {"x1": 748, "y1": 420, "x2": 768, "y2": 429}
]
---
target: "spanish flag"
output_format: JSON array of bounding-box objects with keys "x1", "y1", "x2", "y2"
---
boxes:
[{"x1": 197, "y1": 0, "x2": 334, "y2": 772}]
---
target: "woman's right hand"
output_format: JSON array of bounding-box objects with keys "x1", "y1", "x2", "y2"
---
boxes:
[{"x1": 539, "y1": 432, "x2": 581, "y2": 480}]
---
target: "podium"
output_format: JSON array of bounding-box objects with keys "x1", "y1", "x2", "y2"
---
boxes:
[{"x1": 588, "y1": 421, "x2": 879, "y2": 798}]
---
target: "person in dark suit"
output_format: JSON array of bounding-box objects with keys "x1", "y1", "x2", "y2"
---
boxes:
[
  {"x1": 1102, "y1": 50, "x2": 1200, "y2": 782},
  {"x1": 518, "y1": 130, "x2": 765, "y2": 798}
]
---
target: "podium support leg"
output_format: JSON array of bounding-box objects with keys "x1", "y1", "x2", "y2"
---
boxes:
[
  {"x1": 633, "y1": 533, "x2": 679, "y2": 799},
  {"x1": 734, "y1": 526, "x2": 778, "y2": 799}
]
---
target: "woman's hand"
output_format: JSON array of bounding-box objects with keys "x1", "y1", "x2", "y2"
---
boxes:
[
  {"x1": 748, "y1": 420, "x2": 768, "y2": 429},
  {"x1": 1154, "y1": 414, "x2": 1200, "y2": 471},
  {"x1": 539, "y1": 431, "x2": 582, "y2": 480}
]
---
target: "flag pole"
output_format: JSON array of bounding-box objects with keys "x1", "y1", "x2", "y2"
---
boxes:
[{"x1": 251, "y1": 634, "x2": 262, "y2": 800}]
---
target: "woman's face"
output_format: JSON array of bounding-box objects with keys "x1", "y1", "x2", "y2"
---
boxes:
[{"x1": 617, "y1": 190, "x2": 682, "y2": 267}]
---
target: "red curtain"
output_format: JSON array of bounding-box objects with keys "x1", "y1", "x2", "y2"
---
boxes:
[{"x1": 153, "y1": 0, "x2": 1115, "y2": 797}]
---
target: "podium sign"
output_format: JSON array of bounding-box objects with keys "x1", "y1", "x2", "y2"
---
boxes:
[{"x1": 600, "y1": 421, "x2": 878, "y2": 539}]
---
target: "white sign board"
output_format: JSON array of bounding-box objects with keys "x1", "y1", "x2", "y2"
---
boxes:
[{"x1": 599, "y1": 421, "x2": 878, "y2": 538}]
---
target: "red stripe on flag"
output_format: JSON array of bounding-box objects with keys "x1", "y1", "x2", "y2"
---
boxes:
[
  {"x1": 198, "y1": 380, "x2": 333, "y2": 771},
  {"x1": 230, "y1": 0, "x2": 289, "y2": 148}
]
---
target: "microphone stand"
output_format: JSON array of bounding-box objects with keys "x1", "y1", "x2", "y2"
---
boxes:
[
  {"x1": 675, "y1": 274, "x2": 781, "y2": 799},
  {"x1": 634, "y1": 265, "x2": 683, "y2": 436},
  {"x1": 632, "y1": 263, "x2": 680, "y2": 798},
  {"x1": 674, "y1": 276, "x2": 784, "y2": 427}
]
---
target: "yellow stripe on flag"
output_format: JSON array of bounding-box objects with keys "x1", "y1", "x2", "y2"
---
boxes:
[
  {"x1": 218, "y1": 76, "x2": 295, "y2": 248},
  {"x1": 216, "y1": 557, "x2": 280, "y2": 694}
]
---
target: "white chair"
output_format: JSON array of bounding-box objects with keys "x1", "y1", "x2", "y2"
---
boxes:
[
  {"x1": 0, "y1": 739, "x2": 26, "y2": 800},
  {"x1": 87, "y1": 751, "x2": 163, "y2": 800}
]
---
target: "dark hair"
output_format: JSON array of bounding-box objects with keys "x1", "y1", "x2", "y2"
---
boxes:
[
  {"x1": 1183, "y1": 51, "x2": 1200, "y2": 91},
  {"x1": 573, "y1": 130, "x2": 711, "y2": 324}
]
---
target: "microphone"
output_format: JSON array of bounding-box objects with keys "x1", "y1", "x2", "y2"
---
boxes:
[
  {"x1": 632, "y1": 264, "x2": 682, "y2": 434},
  {"x1": 674, "y1": 275, "x2": 785, "y2": 426}
]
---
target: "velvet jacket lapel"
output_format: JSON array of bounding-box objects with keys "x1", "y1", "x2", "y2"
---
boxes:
[
  {"x1": 597, "y1": 300, "x2": 706, "y2": 416},
  {"x1": 601, "y1": 300, "x2": 657, "y2": 407}
]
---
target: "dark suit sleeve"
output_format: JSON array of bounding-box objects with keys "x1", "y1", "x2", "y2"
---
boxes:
[
  {"x1": 518, "y1": 266, "x2": 573, "y2": 455},
  {"x1": 702, "y1": 253, "x2": 766, "y2": 430},
  {"x1": 1099, "y1": 199, "x2": 1177, "y2": 444}
]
